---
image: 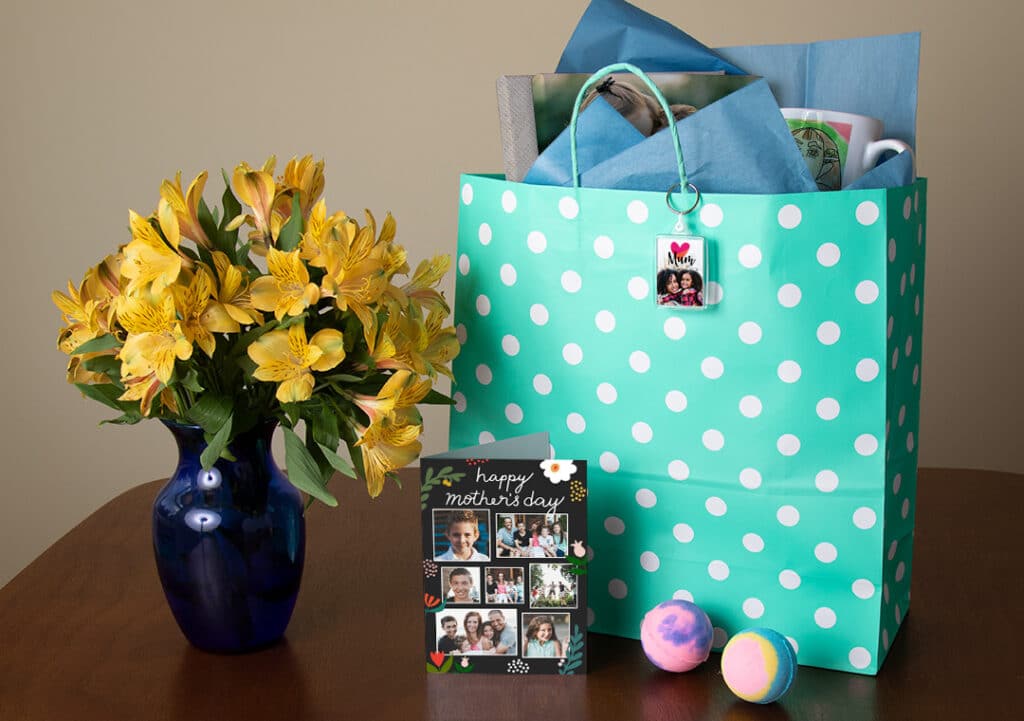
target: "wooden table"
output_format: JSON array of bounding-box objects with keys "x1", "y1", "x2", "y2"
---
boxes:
[{"x1": 0, "y1": 467, "x2": 1017, "y2": 720}]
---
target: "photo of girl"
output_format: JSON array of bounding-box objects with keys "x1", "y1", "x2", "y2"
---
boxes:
[
  {"x1": 529, "y1": 563, "x2": 577, "y2": 608},
  {"x1": 522, "y1": 613, "x2": 570, "y2": 658},
  {"x1": 442, "y1": 567, "x2": 480, "y2": 605}
]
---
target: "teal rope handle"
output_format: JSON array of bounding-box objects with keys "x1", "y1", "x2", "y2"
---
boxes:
[{"x1": 568, "y1": 62, "x2": 689, "y2": 193}]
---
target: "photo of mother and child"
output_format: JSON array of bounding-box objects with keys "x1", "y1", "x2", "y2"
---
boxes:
[
  {"x1": 494, "y1": 513, "x2": 569, "y2": 559},
  {"x1": 435, "y1": 609, "x2": 518, "y2": 656}
]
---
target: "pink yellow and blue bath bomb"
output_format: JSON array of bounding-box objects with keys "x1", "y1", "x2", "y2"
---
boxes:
[
  {"x1": 640, "y1": 599, "x2": 714, "y2": 672},
  {"x1": 720, "y1": 628, "x2": 797, "y2": 704}
]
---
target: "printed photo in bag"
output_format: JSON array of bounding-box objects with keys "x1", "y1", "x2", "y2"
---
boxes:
[{"x1": 656, "y1": 235, "x2": 707, "y2": 308}]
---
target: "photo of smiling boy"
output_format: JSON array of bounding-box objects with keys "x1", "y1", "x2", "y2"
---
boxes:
[
  {"x1": 443, "y1": 567, "x2": 480, "y2": 604},
  {"x1": 434, "y1": 509, "x2": 490, "y2": 561}
]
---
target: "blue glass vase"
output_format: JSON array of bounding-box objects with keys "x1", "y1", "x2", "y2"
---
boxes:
[{"x1": 152, "y1": 420, "x2": 305, "y2": 653}]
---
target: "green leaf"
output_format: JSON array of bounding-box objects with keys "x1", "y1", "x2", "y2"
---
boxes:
[
  {"x1": 71, "y1": 335, "x2": 120, "y2": 355},
  {"x1": 200, "y1": 413, "x2": 233, "y2": 470},
  {"x1": 421, "y1": 389, "x2": 455, "y2": 405},
  {"x1": 197, "y1": 198, "x2": 220, "y2": 248},
  {"x1": 185, "y1": 394, "x2": 232, "y2": 433},
  {"x1": 276, "y1": 194, "x2": 303, "y2": 251},
  {"x1": 315, "y1": 442, "x2": 355, "y2": 478},
  {"x1": 311, "y1": 408, "x2": 340, "y2": 453},
  {"x1": 220, "y1": 170, "x2": 242, "y2": 228},
  {"x1": 283, "y1": 426, "x2": 338, "y2": 507},
  {"x1": 82, "y1": 354, "x2": 121, "y2": 378},
  {"x1": 178, "y1": 368, "x2": 204, "y2": 393},
  {"x1": 74, "y1": 383, "x2": 127, "y2": 411},
  {"x1": 100, "y1": 412, "x2": 143, "y2": 426}
]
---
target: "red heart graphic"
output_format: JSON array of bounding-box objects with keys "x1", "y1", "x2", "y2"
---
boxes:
[
  {"x1": 429, "y1": 651, "x2": 445, "y2": 667},
  {"x1": 671, "y1": 241, "x2": 690, "y2": 257}
]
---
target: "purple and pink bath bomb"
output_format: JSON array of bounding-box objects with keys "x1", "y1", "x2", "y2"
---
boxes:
[
  {"x1": 640, "y1": 599, "x2": 714, "y2": 672},
  {"x1": 720, "y1": 628, "x2": 797, "y2": 704}
]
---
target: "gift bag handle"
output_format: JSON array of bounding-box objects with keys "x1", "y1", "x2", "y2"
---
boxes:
[{"x1": 569, "y1": 62, "x2": 696, "y2": 210}]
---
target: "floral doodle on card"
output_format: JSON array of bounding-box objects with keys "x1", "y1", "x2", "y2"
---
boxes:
[{"x1": 541, "y1": 459, "x2": 576, "y2": 484}]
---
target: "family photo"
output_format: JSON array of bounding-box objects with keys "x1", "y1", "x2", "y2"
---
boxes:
[
  {"x1": 434, "y1": 608, "x2": 519, "y2": 656},
  {"x1": 521, "y1": 613, "x2": 571, "y2": 658},
  {"x1": 494, "y1": 513, "x2": 569, "y2": 558},
  {"x1": 432, "y1": 509, "x2": 490, "y2": 561},
  {"x1": 483, "y1": 567, "x2": 524, "y2": 604},
  {"x1": 441, "y1": 567, "x2": 481, "y2": 605},
  {"x1": 529, "y1": 563, "x2": 578, "y2": 609}
]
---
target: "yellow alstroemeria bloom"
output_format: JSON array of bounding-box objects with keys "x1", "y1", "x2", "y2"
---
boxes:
[
  {"x1": 250, "y1": 248, "x2": 321, "y2": 320},
  {"x1": 247, "y1": 324, "x2": 345, "y2": 403},
  {"x1": 118, "y1": 371, "x2": 163, "y2": 417},
  {"x1": 227, "y1": 158, "x2": 278, "y2": 250},
  {"x1": 53, "y1": 279, "x2": 102, "y2": 354},
  {"x1": 205, "y1": 251, "x2": 262, "y2": 329},
  {"x1": 299, "y1": 199, "x2": 349, "y2": 272},
  {"x1": 277, "y1": 155, "x2": 325, "y2": 221},
  {"x1": 401, "y1": 254, "x2": 452, "y2": 315},
  {"x1": 117, "y1": 294, "x2": 193, "y2": 384},
  {"x1": 355, "y1": 414, "x2": 422, "y2": 497},
  {"x1": 160, "y1": 170, "x2": 212, "y2": 248},
  {"x1": 352, "y1": 370, "x2": 431, "y2": 426},
  {"x1": 173, "y1": 267, "x2": 236, "y2": 357},
  {"x1": 121, "y1": 201, "x2": 185, "y2": 295}
]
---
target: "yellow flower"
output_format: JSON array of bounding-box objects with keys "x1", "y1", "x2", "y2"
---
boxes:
[
  {"x1": 121, "y1": 202, "x2": 185, "y2": 295},
  {"x1": 278, "y1": 155, "x2": 325, "y2": 220},
  {"x1": 117, "y1": 294, "x2": 193, "y2": 384},
  {"x1": 250, "y1": 248, "x2": 321, "y2": 321},
  {"x1": 401, "y1": 255, "x2": 451, "y2": 314},
  {"x1": 320, "y1": 211, "x2": 388, "y2": 339},
  {"x1": 160, "y1": 170, "x2": 212, "y2": 248},
  {"x1": 173, "y1": 267, "x2": 234, "y2": 357},
  {"x1": 299, "y1": 199, "x2": 349, "y2": 271},
  {"x1": 247, "y1": 324, "x2": 345, "y2": 403},
  {"x1": 418, "y1": 306, "x2": 461, "y2": 379},
  {"x1": 227, "y1": 158, "x2": 279, "y2": 251},
  {"x1": 205, "y1": 251, "x2": 262, "y2": 329},
  {"x1": 118, "y1": 371, "x2": 163, "y2": 417},
  {"x1": 352, "y1": 370, "x2": 431, "y2": 426},
  {"x1": 355, "y1": 414, "x2": 422, "y2": 497}
]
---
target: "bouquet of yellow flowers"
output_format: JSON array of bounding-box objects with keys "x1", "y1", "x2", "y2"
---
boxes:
[{"x1": 53, "y1": 155, "x2": 459, "y2": 505}]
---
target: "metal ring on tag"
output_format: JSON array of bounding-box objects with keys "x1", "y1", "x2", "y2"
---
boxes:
[{"x1": 665, "y1": 183, "x2": 701, "y2": 215}]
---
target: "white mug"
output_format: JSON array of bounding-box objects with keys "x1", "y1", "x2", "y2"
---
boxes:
[{"x1": 781, "y1": 108, "x2": 913, "y2": 191}]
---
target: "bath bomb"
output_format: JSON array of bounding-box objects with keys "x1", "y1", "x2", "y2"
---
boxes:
[
  {"x1": 721, "y1": 628, "x2": 797, "y2": 704},
  {"x1": 640, "y1": 599, "x2": 714, "y2": 672}
]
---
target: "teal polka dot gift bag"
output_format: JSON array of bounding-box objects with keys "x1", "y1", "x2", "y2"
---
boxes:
[{"x1": 450, "y1": 65, "x2": 925, "y2": 675}]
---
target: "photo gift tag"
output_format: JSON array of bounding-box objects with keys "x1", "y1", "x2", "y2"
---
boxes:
[{"x1": 655, "y1": 234, "x2": 707, "y2": 309}]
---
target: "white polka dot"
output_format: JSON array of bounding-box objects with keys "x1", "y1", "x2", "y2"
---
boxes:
[
  {"x1": 910, "y1": 263, "x2": 917, "y2": 285},
  {"x1": 914, "y1": 191, "x2": 919, "y2": 212},
  {"x1": 561, "y1": 270, "x2": 582, "y2": 293},
  {"x1": 900, "y1": 272, "x2": 906, "y2": 295},
  {"x1": 475, "y1": 364, "x2": 492, "y2": 385},
  {"x1": 817, "y1": 398, "x2": 840, "y2": 420},
  {"x1": 501, "y1": 335, "x2": 520, "y2": 356},
  {"x1": 888, "y1": 541, "x2": 899, "y2": 562},
  {"x1": 456, "y1": 324, "x2": 467, "y2": 344},
  {"x1": 475, "y1": 294, "x2": 491, "y2": 316},
  {"x1": 882, "y1": 630, "x2": 890, "y2": 650},
  {"x1": 608, "y1": 579, "x2": 628, "y2": 599},
  {"x1": 706, "y1": 497, "x2": 727, "y2": 516},
  {"x1": 738, "y1": 244, "x2": 763, "y2": 268},
  {"x1": 478, "y1": 431, "x2": 495, "y2": 444},
  {"x1": 505, "y1": 403, "x2": 523, "y2": 424},
  {"x1": 640, "y1": 551, "x2": 660, "y2": 572},
  {"x1": 853, "y1": 507, "x2": 877, "y2": 530},
  {"x1": 635, "y1": 489, "x2": 657, "y2": 508},
  {"x1": 884, "y1": 583, "x2": 891, "y2": 602},
  {"x1": 888, "y1": 238, "x2": 897, "y2": 262},
  {"x1": 668, "y1": 460, "x2": 690, "y2": 480},
  {"x1": 478, "y1": 223, "x2": 492, "y2": 245},
  {"x1": 461, "y1": 183, "x2": 473, "y2": 205},
  {"x1": 499, "y1": 263, "x2": 517, "y2": 286},
  {"x1": 739, "y1": 395, "x2": 763, "y2": 418},
  {"x1": 817, "y1": 321, "x2": 841, "y2": 345},
  {"x1": 599, "y1": 452, "x2": 619, "y2": 473},
  {"x1": 665, "y1": 390, "x2": 688, "y2": 413},
  {"x1": 777, "y1": 505, "x2": 800, "y2": 527},
  {"x1": 453, "y1": 392, "x2": 467, "y2": 413},
  {"x1": 458, "y1": 254, "x2": 470, "y2": 275},
  {"x1": 705, "y1": 282, "x2": 723, "y2": 305},
  {"x1": 596, "y1": 382, "x2": 617, "y2": 404},
  {"x1": 777, "y1": 283, "x2": 802, "y2": 307},
  {"x1": 708, "y1": 561, "x2": 730, "y2": 581},
  {"x1": 855, "y1": 434, "x2": 879, "y2": 456},
  {"x1": 891, "y1": 348, "x2": 899, "y2": 371},
  {"x1": 850, "y1": 647, "x2": 872, "y2": 670},
  {"x1": 856, "y1": 359, "x2": 880, "y2": 382},
  {"x1": 738, "y1": 321, "x2": 762, "y2": 344},
  {"x1": 856, "y1": 280, "x2": 879, "y2": 304},
  {"x1": 566, "y1": 413, "x2": 586, "y2": 434},
  {"x1": 702, "y1": 429, "x2": 725, "y2": 451},
  {"x1": 903, "y1": 197, "x2": 912, "y2": 220},
  {"x1": 856, "y1": 201, "x2": 880, "y2": 225},
  {"x1": 593, "y1": 235, "x2": 614, "y2": 258},
  {"x1": 915, "y1": 295, "x2": 921, "y2": 316},
  {"x1": 699, "y1": 203, "x2": 724, "y2": 228},
  {"x1": 529, "y1": 304, "x2": 549, "y2": 326},
  {"x1": 602, "y1": 518, "x2": 626, "y2": 536},
  {"x1": 712, "y1": 627, "x2": 729, "y2": 649},
  {"x1": 906, "y1": 432, "x2": 915, "y2": 453},
  {"x1": 702, "y1": 357, "x2": 724, "y2": 379},
  {"x1": 588, "y1": 608, "x2": 596, "y2": 627},
  {"x1": 673, "y1": 523, "x2": 695, "y2": 543},
  {"x1": 816, "y1": 470, "x2": 839, "y2": 493},
  {"x1": 895, "y1": 604, "x2": 902, "y2": 623},
  {"x1": 743, "y1": 533, "x2": 765, "y2": 553},
  {"x1": 632, "y1": 422, "x2": 654, "y2": 444},
  {"x1": 893, "y1": 473, "x2": 903, "y2": 494},
  {"x1": 527, "y1": 230, "x2": 547, "y2": 254},
  {"x1": 501, "y1": 190, "x2": 517, "y2": 213},
  {"x1": 815, "y1": 607, "x2": 837, "y2": 629},
  {"x1": 852, "y1": 580, "x2": 876, "y2": 599},
  {"x1": 787, "y1": 637, "x2": 799, "y2": 655},
  {"x1": 913, "y1": 364, "x2": 920, "y2": 385},
  {"x1": 777, "y1": 434, "x2": 800, "y2": 456},
  {"x1": 673, "y1": 589, "x2": 694, "y2": 602},
  {"x1": 815, "y1": 542, "x2": 838, "y2": 563},
  {"x1": 629, "y1": 351, "x2": 651, "y2": 373},
  {"x1": 594, "y1": 310, "x2": 616, "y2": 333},
  {"x1": 627, "y1": 200, "x2": 649, "y2": 224},
  {"x1": 563, "y1": 343, "x2": 583, "y2": 365},
  {"x1": 778, "y1": 360, "x2": 802, "y2": 383},
  {"x1": 918, "y1": 225, "x2": 923, "y2": 244},
  {"x1": 743, "y1": 598, "x2": 766, "y2": 619},
  {"x1": 533, "y1": 374, "x2": 552, "y2": 395},
  {"x1": 664, "y1": 317, "x2": 687, "y2": 340},
  {"x1": 905, "y1": 335, "x2": 913, "y2": 357},
  {"x1": 559, "y1": 196, "x2": 579, "y2": 219},
  {"x1": 739, "y1": 468, "x2": 762, "y2": 489},
  {"x1": 778, "y1": 204, "x2": 802, "y2": 229},
  {"x1": 817, "y1": 243, "x2": 841, "y2": 267},
  {"x1": 627, "y1": 276, "x2": 649, "y2": 300},
  {"x1": 888, "y1": 316, "x2": 895, "y2": 338},
  {"x1": 895, "y1": 561, "x2": 907, "y2": 582},
  {"x1": 779, "y1": 570, "x2": 802, "y2": 590}
]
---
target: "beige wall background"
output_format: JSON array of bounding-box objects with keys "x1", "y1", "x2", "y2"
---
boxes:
[{"x1": 2, "y1": 0, "x2": 1020, "y2": 588}]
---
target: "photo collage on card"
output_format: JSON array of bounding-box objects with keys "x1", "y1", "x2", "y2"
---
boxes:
[{"x1": 421, "y1": 442, "x2": 587, "y2": 675}]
